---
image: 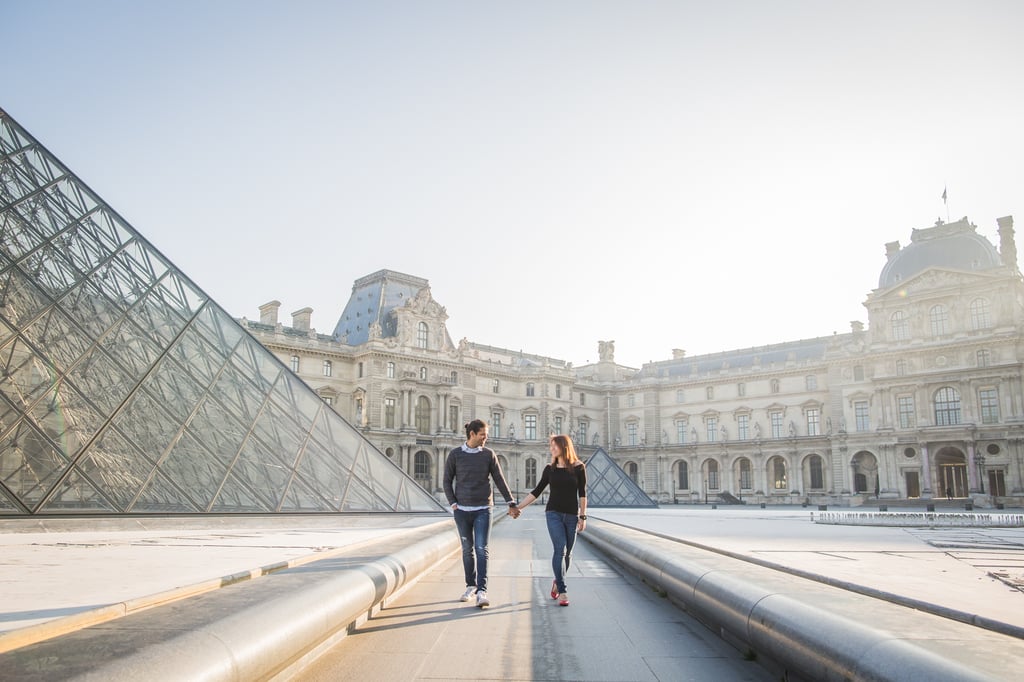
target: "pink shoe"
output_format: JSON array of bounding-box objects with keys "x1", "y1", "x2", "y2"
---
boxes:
[
  {"x1": 559, "y1": 594, "x2": 569, "y2": 607},
  {"x1": 551, "y1": 581, "x2": 558, "y2": 599}
]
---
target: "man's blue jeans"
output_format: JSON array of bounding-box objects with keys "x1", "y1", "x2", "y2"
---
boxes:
[
  {"x1": 453, "y1": 507, "x2": 492, "y2": 592},
  {"x1": 546, "y1": 511, "x2": 578, "y2": 594}
]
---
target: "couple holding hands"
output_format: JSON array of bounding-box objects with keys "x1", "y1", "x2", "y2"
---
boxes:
[{"x1": 443, "y1": 421, "x2": 588, "y2": 608}]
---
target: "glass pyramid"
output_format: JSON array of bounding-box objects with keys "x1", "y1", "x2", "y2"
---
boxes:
[
  {"x1": 0, "y1": 108, "x2": 444, "y2": 515},
  {"x1": 584, "y1": 447, "x2": 658, "y2": 507}
]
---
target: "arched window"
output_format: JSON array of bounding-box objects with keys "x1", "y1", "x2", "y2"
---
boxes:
[
  {"x1": 738, "y1": 458, "x2": 752, "y2": 490},
  {"x1": 414, "y1": 451, "x2": 431, "y2": 487},
  {"x1": 419, "y1": 366, "x2": 427, "y2": 381},
  {"x1": 417, "y1": 322, "x2": 428, "y2": 349},
  {"x1": 977, "y1": 349, "x2": 991, "y2": 367},
  {"x1": 969, "y1": 298, "x2": 992, "y2": 330},
  {"x1": 525, "y1": 458, "x2": 537, "y2": 488},
  {"x1": 771, "y1": 457, "x2": 788, "y2": 490},
  {"x1": 627, "y1": 462, "x2": 639, "y2": 483},
  {"x1": 677, "y1": 461, "x2": 689, "y2": 489},
  {"x1": 890, "y1": 311, "x2": 909, "y2": 341},
  {"x1": 934, "y1": 387, "x2": 961, "y2": 426},
  {"x1": 707, "y1": 460, "x2": 720, "y2": 489},
  {"x1": 387, "y1": 361, "x2": 395, "y2": 378},
  {"x1": 415, "y1": 396, "x2": 431, "y2": 434},
  {"x1": 929, "y1": 305, "x2": 950, "y2": 336},
  {"x1": 808, "y1": 454, "x2": 824, "y2": 489},
  {"x1": 290, "y1": 355, "x2": 300, "y2": 372}
]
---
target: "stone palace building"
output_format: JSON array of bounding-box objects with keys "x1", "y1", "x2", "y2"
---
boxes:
[{"x1": 242, "y1": 215, "x2": 1024, "y2": 508}]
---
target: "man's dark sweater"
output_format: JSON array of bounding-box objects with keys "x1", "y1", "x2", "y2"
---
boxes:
[{"x1": 443, "y1": 445, "x2": 514, "y2": 508}]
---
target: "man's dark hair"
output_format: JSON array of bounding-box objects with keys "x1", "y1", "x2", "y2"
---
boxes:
[{"x1": 465, "y1": 419, "x2": 488, "y2": 438}]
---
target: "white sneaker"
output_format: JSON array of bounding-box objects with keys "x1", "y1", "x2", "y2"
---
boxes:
[
  {"x1": 460, "y1": 586, "x2": 476, "y2": 602},
  {"x1": 476, "y1": 591, "x2": 490, "y2": 608}
]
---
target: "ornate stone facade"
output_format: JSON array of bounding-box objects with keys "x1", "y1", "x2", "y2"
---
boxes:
[{"x1": 243, "y1": 217, "x2": 1024, "y2": 507}]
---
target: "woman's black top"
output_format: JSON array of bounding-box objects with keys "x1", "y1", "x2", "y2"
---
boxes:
[{"x1": 529, "y1": 462, "x2": 587, "y2": 514}]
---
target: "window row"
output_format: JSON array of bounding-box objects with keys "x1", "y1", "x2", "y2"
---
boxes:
[{"x1": 890, "y1": 298, "x2": 994, "y2": 342}]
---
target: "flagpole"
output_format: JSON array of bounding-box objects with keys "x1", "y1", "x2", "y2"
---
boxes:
[{"x1": 942, "y1": 185, "x2": 949, "y2": 223}]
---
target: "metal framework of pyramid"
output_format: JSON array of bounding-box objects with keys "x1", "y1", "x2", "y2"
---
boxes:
[
  {"x1": 0, "y1": 108, "x2": 445, "y2": 515},
  {"x1": 584, "y1": 447, "x2": 658, "y2": 507}
]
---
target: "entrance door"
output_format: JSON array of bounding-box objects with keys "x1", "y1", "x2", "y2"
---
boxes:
[
  {"x1": 939, "y1": 464, "x2": 968, "y2": 497},
  {"x1": 905, "y1": 471, "x2": 920, "y2": 498},
  {"x1": 989, "y1": 470, "x2": 1007, "y2": 497}
]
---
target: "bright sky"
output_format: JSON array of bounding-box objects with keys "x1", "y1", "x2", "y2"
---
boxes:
[{"x1": 3, "y1": 1, "x2": 1022, "y2": 368}]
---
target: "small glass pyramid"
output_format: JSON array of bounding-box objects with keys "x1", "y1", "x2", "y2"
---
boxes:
[
  {"x1": 584, "y1": 447, "x2": 658, "y2": 507},
  {"x1": 0, "y1": 108, "x2": 444, "y2": 514}
]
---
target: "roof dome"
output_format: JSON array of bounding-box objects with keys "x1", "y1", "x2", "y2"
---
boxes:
[{"x1": 878, "y1": 217, "x2": 1002, "y2": 289}]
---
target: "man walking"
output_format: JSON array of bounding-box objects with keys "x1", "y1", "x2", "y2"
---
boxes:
[{"x1": 443, "y1": 419, "x2": 519, "y2": 608}]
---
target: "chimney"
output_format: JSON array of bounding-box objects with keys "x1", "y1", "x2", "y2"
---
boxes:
[
  {"x1": 291, "y1": 307, "x2": 313, "y2": 331},
  {"x1": 672, "y1": 348, "x2": 686, "y2": 359},
  {"x1": 997, "y1": 215, "x2": 1018, "y2": 271},
  {"x1": 259, "y1": 300, "x2": 281, "y2": 326},
  {"x1": 850, "y1": 320, "x2": 864, "y2": 334},
  {"x1": 885, "y1": 241, "x2": 900, "y2": 260}
]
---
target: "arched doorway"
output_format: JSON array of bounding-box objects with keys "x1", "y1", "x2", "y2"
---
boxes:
[
  {"x1": 935, "y1": 447, "x2": 968, "y2": 498},
  {"x1": 413, "y1": 450, "x2": 433, "y2": 491},
  {"x1": 851, "y1": 451, "x2": 878, "y2": 494}
]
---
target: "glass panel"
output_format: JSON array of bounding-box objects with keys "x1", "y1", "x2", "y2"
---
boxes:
[
  {"x1": 280, "y1": 475, "x2": 334, "y2": 512},
  {"x1": 65, "y1": 346, "x2": 133, "y2": 415},
  {"x1": 140, "y1": 356, "x2": 206, "y2": 422},
  {"x1": 168, "y1": 324, "x2": 225, "y2": 388},
  {"x1": 209, "y1": 471, "x2": 273, "y2": 513},
  {"x1": 99, "y1": 316, "x2": 164, "y2": 383},
  {"x1": 37, "y1": 468, "x2": 117, "y2": 513},
  {"x1": 157, "y1": 430, "x2": 227, "y2": 511},
  {"x1": 211, "y1": 361, "x2": 264, "y2": 425},
  {"x1": 76, "y1": 425, "x2": 156, "y2": 511},
  {"x1": 251, "y1": 400, "x2": 306, "y2": 468},
  {"x1": 20, "y1": 305, "x2": 94, "y2": 372},
  {"x1": 0, "y1": 419, "x2": 70, "y2": 509},
  {"x1": 232, "y1": 437, "x2": 292, "y2": 510},
  {"x1": 185, "y1": 396, "x2": 246, "y2": 468},
  {"x1": 20, "y1": 243, "x2": 81, "y2": 299},
  {"x1": 131, "y1": 469, "x2": 202, "y2": 513},
  {"x1": 110, "y1": 387, "x2": 183, "y2": 460},
  {"x1": 58, "y1": 279, "x2": 121, "y2": 342},
  {"x1": 0, "y1": 264, "x2": 54, "y2": 330}
]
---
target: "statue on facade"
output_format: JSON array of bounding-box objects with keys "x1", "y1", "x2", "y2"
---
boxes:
[
  {"x1": 598, "y1": 340, "x2": 615, "y2": 362},
  {"x1": 592, "y1": 432, "x2": 599, "y2": 445}
]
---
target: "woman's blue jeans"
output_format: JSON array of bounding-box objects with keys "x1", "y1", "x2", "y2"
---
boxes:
[
  {"x1": 453, "y1": 507, "x2": 492, "y2": 592},
  {"x1": 546, "y1": 511, "x2": 578, "y2": 594}
]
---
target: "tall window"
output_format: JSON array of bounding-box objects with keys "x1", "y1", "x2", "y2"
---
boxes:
[
  {"x1": 739, "y1": 458, "x2": 752, "y2": 489},
  {"x1": 853, "y1": 365, "x2": 864, "y2": 381},
  {"x1": 707, "y1": 460, "x2": 719, "y2": 489},
  {"x1": 555, "y1": 384, "x2": 562, "y2": 399},
  {"x1": 970, "y1": 298, "x2": 992, "y2": 330},
  {"x1": 677, "y1": 461, "x2": 689, "y2": 489},
  {"x1": 770, "y1": 379, "x2": 780, "y2": 394},
  {"x1": 627, "y1": 422, "x2": 638, "y2": 446},
  {"x1": 417, "y1": 321, "x2": 428, "y2": 349},
  {"x1": 580, "y1": 392, "x2": 586, "y2": 406},
  {"x1": 358, "y1": 362, "x2": 364, "y2": 378},
  {"x1": 896, "y1": 359, "x2": 907, "y2": 376},
  {"x1": 449, "y1": 404, "x2": 459, "y2": 432},
  {"x1": 706, "y1": 386, "x2": 714, "y2": 400},
  {"x1": 676, "y1": 419, "x2": 687, "y2": 444},
  {"x1": 526, "y1": 382, "x2": 535, "y2": 397},
  {"x1": 979, "y1": 388, "x2": 1000, "y2": 424},
  {"x1": 290, "y1": 355, "x2": 299, "y2": 372},
  {"x1": 323, "y1": 360, "x2": 332, "y2": 377},
  {"x1": 897, "y1": 396, "x2": 915, "y2": 429},
  {"x1": 628, "y1": 394, "x2": 636, "y2": 407},
  {"x1": 627, "y1": 462, "x2": 639, "y2": 483},
  {"x1": 805, "y1": 375, "x2": 817, "y2": 391},
  {"x1": 554, "y1": 416, "x2": 563, "y2": 434},
  {"x1": 737, "y1": 414, "x2": 749, "y2": 440},
  {"x1": 577, "y1": 420, "x2": 587, "y2": 444},
  {"x1": 808, "y1": 455, "x2": 824, "y2": 489},
  {"x1": 934, "y1": 386, "x2": 961, "y2": 426},
  {"x1": 419, "y1": 366, "x2": 427, "y2": 380},
  {"x1": 491, "y1": 412, "x2": 501, "y2": 438},
  {"x1": 415, "y1": 396, "x2": 431, "y2": 434},
  {"x1": 854, "y1": 401, "x2": 869, "y2": 431},
  {"x1": 525, "y1": 414, "x2": 537, "y2": 440},
  {"x1": 737, "y1": 382, "x2": 746, "y2": 397},
  {"x1": 770, "y1": 411, "x2": 783, "y2": 438},
  {"x1": 929, "y1": 305, "x2": 950, "y2": 336},
  {"x1": 676, "y1": 390, "x2": 685, "y2": 403},
  {"x1": 705, "y1": 416, "x2": 718, "y2": 443},
  {"x1": 450, "y1": 371, "x2": 458, "y2": 385},
  {"x1": 772, "y1": 457, "x2": 788, "y2": 490},
  {"x1": 385, "y1": 397, "x2": 396, "y2": 429},
  {"x1": 414, "y1": 452, "x2": 431, "y2": 487},
  {"x1": 492, "y1": 379, "x2": 500, "y2": 393},
  {"x1": 890, "y1": 311, "x2": 909, "y2": 341},
  {"x1": 525, "y1": 458, "x2": 537, "y2": 488},
  {"x1": 977, "y1": 349, "x2": 991, "y2": 367},
  {"x1": 806, "y1": 408, "x2": 820, "y2": 436},
  {"x1": 387, "y1": 361, "x2": 395, "y2": 378}
]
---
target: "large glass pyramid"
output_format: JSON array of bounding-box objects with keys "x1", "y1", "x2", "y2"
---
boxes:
[
  {"x1": 0, "y1": 108, "x2": 444, "y2": 515},
  {"x1": 584, "y1": 447, "x2": 658, "y2": 507}
]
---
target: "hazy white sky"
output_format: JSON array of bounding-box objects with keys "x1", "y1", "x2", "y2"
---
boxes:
[{"x1": 3, "y1": 1, "x2": 1022, "y2": 368}]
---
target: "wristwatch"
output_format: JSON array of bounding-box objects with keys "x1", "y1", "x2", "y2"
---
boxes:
[
  {"x1": 508, "y1": 501, "x2": 518, "y2": 507},
  {"x1": 579, "y1": 515, "x2": 587, "y2": 520}
]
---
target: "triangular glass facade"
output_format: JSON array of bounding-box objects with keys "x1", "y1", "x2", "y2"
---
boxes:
[
  {"x1": 584, "y1": 447, "x2": 658, "y2": 507},
  {"x1": 0, "y1": 108, "x2": 444, "y2": 515}
]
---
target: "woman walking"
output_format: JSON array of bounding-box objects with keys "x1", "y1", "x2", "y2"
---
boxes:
[{"x1": 513, "y1": 434, "x2": 587, "y2": 606}]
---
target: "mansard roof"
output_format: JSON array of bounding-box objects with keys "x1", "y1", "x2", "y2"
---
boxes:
[
  {"x1": 877, "y1": 217, "x2": 1002, "y2": 290},
  {"x1": 643, "y1": 337, "x2": 831, "y2": 379},
  {"x1": 332, "y1": 269, "x2": 429, "y2": 345}
]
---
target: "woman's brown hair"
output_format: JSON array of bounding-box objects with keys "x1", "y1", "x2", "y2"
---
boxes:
[{"x1": 550, "y1": 434, "x2": 580, "y2": 466}]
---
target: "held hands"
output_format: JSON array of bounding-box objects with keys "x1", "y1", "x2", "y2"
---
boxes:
[
  {"x1": 508, "y1": 505, "x2": 521, "y2": 519},
  {"x1": 577, "y1": 518, "x2": 586, "y2": 532}
]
